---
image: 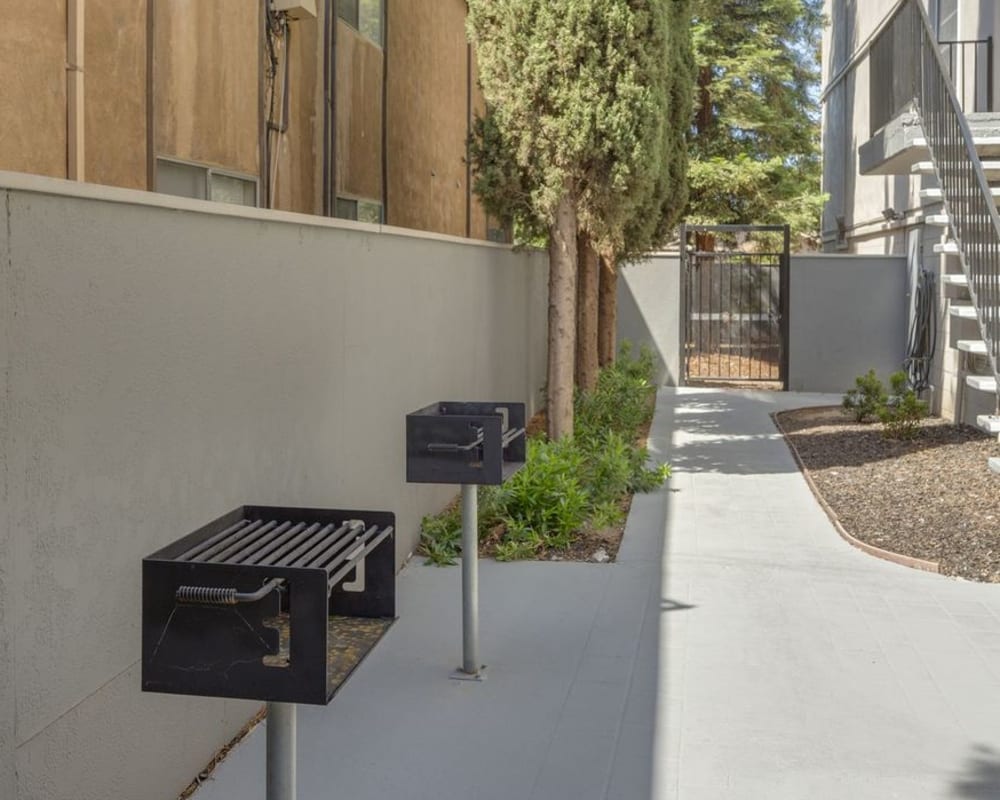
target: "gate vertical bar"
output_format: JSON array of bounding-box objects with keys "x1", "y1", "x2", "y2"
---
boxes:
[
  {"x1": 680, "y1": 224, "x2": 690, "y2": 383},
  {"x1": 779, "y1": 225, "x2": 791, "y2": 389}
]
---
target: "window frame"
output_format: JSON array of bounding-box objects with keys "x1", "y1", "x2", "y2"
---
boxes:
[{"x1": 155, "y1": 156, "x2": 259, "y2": 208}]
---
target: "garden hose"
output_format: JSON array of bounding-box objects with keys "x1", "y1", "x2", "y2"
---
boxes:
[{"x1": 904, "y1": 267, "x2": 937, "y2": 392}]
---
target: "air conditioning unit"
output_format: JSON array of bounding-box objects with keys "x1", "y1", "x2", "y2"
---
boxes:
[{"x1": 272, "y1": 0, "x2": 316, "y2": 20}]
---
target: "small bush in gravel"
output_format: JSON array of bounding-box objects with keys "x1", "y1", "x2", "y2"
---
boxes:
[
  {"x1": 879, "y1": 371, "x2": 928, "y2": 439},
  {"x1": 842, "y1": 369, "x2": 887, "y2": 423}
]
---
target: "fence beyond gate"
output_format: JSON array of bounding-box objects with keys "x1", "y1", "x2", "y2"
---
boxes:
[{"x1": 681, "y1": 224, "x2": 789, "y2": 388}]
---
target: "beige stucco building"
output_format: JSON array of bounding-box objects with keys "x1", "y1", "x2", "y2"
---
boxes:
[{"x1": 0, "y1": 0, "x2": 500, "y2": 240}]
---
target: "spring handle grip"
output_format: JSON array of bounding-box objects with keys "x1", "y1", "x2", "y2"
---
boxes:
[
  {"x1": 176, "y1": 577, "x2": 284, "y2": 606},
  {"x1": 427, "y1": 427, "x2": 485, "y2": 453}
]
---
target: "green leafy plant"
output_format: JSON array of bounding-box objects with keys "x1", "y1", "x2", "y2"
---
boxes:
[
  {"x1": 418, "y1": 511, "x2": 461, "y2": 566},
  {"x1": 879, "y1": 371, "x2": 928, "y2": 439},
  {"x1": 419, "y1": 340, "x2": 671, "y2": 564},
  {"x1": 589, "y1": 500, "x2": 626, "y2": 529},
  {"x1": 842, "y1": 369, "x2": 887, "y2": 423},
  {"x1": 501, "y1": 438, "x2": 590, "y2": 544}
]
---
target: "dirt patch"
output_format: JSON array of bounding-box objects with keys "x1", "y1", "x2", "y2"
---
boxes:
[
  {"x1": 686, "y1": 352, "x2": 780, "y2": 381},
  {"x1": 775, "y1": 406, "x2": 1000, "y2": 581}
]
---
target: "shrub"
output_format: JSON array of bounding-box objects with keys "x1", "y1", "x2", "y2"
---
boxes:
[
  {"x1": 575, "y1": 343, "x2": 657, "y2": 442},
  {"x1": 419, "y1": 510, "x2": 461, "y2": 566},
  {"x1": 420, "y1": 339, "x2": 671, "y2": 564},
  {"x1": 879, "y1": 371, "x2": 928, "y2": 439},
  {"x1": 501, "y1": 438, "x2": 590, "y2": 546},
  {"x1": 842, "y1": 369, "x2": 887, "y2": 423}
]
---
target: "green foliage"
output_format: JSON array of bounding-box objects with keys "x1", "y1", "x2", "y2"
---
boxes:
[
  {"x1": 841, "y1": 369, "x2": 929, "y2": 438},
  {"x1": 419, "y1": 340, "x2": 671, "y2": 564},
  {"x1": 589, "y1": 501, "x2": 625, "y2": 529},
  {"x1": 502, "y1": 438, "x2": 591, "y2": 544},
  {"x1": 842, "y1": 369, "x2": 887, "y2": 424},
  {"x1": 688, "y1": 0, "x2": 825, "y2": 244},
  {"x1": 575, "y1": 342, "x2": 657, "y2": 441},
  {"x1": 467, "y1": 0, "x2": 693, "y2": 258},
  {"x1": 879, "y1": 371, "x2": 929, "y2": 440},
  {"x1": 418, "y1": 510, "x2": 461, "y2": 566}
]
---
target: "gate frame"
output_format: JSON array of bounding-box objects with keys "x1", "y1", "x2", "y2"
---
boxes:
[{"x1": 680, "y1": 223, "x2": 790, "y2": 390}]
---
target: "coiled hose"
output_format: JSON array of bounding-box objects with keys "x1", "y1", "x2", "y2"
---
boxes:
[
  {"x1": 904, "y1": 267, "x2": 937, "y2": 392},
  {"x1": 176, "y1": 577, "x2": 284, "y2": 606}
]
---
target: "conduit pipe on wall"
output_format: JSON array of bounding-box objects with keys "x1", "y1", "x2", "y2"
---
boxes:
[{"x1": 66, "y1": 0, "x2": 85, "y2": 180}]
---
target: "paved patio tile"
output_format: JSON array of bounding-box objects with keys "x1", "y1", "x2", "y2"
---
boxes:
[{"x1": 192, "y1": 387, "x2": 1000, "y2": 800}]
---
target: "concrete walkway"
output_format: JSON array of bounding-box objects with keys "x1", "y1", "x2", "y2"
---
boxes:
[{"x1": 193, "y1": 387, "x2": 1000, "y2": 800}]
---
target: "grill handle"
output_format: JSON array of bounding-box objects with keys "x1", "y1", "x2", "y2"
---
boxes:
[
  {"x1": 176, "y1": 577, "x2": 285, "y2": 606},
  {"x1": 426, "y1": 427, "x2": 484, "y2": 453},
  {"x1": 501, "y1": 426, "x2": 525, "y2": 448}
]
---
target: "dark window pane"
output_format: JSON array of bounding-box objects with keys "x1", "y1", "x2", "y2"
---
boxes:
[
  {"x1": 336, "y1": 0, "x2": 358, "y2": 30},
  {"x1": 335, "y1": 197, "x2": 358, "y2": 220}
]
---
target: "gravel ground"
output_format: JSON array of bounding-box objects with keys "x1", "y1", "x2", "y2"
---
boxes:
[{"x1": 775, "y1": 406, "x2": 1000, "y2": 582}]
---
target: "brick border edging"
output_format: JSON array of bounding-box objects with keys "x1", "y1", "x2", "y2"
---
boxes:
[{"x1": 770, "y1": 408, "x2": 941, "y2": 575}]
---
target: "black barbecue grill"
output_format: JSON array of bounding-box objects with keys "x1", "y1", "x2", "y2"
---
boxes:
[
  {"x1": 406, "y1": 401, "x2": 526, "y2": 485},
  {"x1": 142, "y1": 505, "x2": 395, "y2": 705}
]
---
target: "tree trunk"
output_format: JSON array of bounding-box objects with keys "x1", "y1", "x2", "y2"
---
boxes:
[
  {"x1": 547, "y1": 192, "x2": 578, "y2": 441},
  {"x1": 598, "y1": 252, "x2": 618, "y2": 367},
  {"x1": 575, "y1": 233, "x2": 599, "y2": 392}
]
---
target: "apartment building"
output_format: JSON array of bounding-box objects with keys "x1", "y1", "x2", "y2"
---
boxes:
[
  {"x1": 0, "y1": 0, "x2": 501, "y2": 240},
  {"x1": 821, "y1": 0, "x2": 1000, "y2": 437}
]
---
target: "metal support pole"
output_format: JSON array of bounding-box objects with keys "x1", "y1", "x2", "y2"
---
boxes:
[
  {"x1": 460, "y1": 483, "x2": 480, "y2": 676},
  {"x1": 266, "y1": 702, "x2": 296, "y2": 800}
]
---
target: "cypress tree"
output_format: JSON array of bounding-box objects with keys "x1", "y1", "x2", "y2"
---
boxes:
[{"x1": 468, "y1": 0, "x2": 693, "y2": 418}]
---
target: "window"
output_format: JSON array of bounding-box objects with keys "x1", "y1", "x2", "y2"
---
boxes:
[
  {"x1": 156, "y1": 158, "x2": 257, "y2": 208},
  {"x1": 336, "y1": 197, "x2": 383, "y2": 224},
  {"x1": 337, "y1": 0, "x2": 383, "y2": 46},
  {"x1": 936, "y1": 0, "x2": 958, "y2": 41}
]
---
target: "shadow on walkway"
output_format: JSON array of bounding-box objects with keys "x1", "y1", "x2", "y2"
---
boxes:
[{"x1": 952, "y1": 746, "x2": 1000, "y2": 798}]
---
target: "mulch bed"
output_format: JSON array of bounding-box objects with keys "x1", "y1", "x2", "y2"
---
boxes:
[{"x1": 775, "y1": 406, "x2": 1000, "y2": 582}]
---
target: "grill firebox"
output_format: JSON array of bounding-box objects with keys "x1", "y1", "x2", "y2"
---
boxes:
[{"x1": 142, "y1": 505, "x2": 395, "y2": 705}]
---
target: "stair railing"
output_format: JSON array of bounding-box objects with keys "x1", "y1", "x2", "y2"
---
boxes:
[{"x1": 876, "y1": 0, "x2": 1000, "y2": 388}]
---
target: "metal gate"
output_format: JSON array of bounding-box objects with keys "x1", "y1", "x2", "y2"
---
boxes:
[{"x1": 681, "y1": 224, "x2": 790, "y2": 388}]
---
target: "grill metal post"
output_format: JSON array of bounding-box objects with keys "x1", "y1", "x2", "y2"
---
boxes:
[
  {"x1": 266, "y1": 702, "x2": 296, "y2": 800},
  {"x1": 459, "y1": 483, "x2": 481, "y2": 677}
]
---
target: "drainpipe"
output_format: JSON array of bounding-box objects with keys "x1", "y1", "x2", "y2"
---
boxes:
[
  {"x1": 146, "y1": 0, "x2": 155, "y2": 189},
  {"x1": 66, "y1": 0, "x2": 85, "y2": 181}
]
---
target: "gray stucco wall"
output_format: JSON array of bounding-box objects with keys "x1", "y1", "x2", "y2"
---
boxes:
[
  {"x1": 617, "y1": 254, "x2": 682, "y2": 385},
  {"x1": 788, "y1": 254, "x2": 908, "y2": 392},
  {"x1": 0, "y1": 172, "x2": 548, "y2": 800},
  {"x1": 617, "y1": 251, "x2": 908, "y2": 394}
]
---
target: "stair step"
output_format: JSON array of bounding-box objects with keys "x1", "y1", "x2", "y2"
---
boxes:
[
  {"x1": 920, "y1": 187, "x2": 1000, "y2": 203},
  {"x1": 982, "y1": 160, "x2": 1000, "y2": 180},
  {"x1": 924, "y1": 213, "x2": 950, "y2": 226},
  {"x1": 966, "y1": 374, "x2": 998, "y2": 392},
  {"x1": 973, "y1": 136, "x2": 1000, "y2": 156},
  {"x1": 941, "y1": 273, "x2": 968, "y2": 286},
  {"x1": 976, "y1": 415, "x2": 1000, "y2": 434},
  {"x1": 923, "y1": 157, "x2": 1000, "y2": 179},
  {"x1": 934, "y1": 241, "x2": 960, "y2": 255},
  {"x1": 990, "y1": 457, "x2": 1000, "y2": 475},
  {"x1": 950, "y1": 304, "x2": 979, "y2": 319},
  {"x1": 958, "y1": 339, "x2": 987, "y2": 354}
]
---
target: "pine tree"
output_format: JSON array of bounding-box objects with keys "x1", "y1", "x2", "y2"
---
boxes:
[{"x1": 688, "y1": 0, "x2": 823, "y2": 243}]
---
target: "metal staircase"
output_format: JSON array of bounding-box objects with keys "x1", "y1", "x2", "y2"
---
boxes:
[{"x1": 876, "y1": 0, "x2": 1000, "y2": 468}]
